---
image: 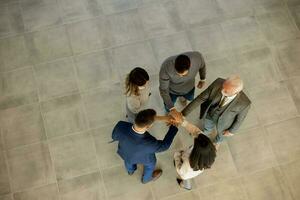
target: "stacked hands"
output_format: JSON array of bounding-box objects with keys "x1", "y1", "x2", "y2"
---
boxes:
[
  {"x1": 159, "y1": 109, "x2": 233, "y2": 138},
  {"x1": 162, "y1": 109, "x2": 202, "y2": 137}
]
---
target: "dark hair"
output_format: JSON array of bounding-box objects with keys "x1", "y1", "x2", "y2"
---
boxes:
[
  {"x1": 125, "y1": 67, "x2": 149, "y2": 96},
  {"x1": 189, "y1": 134, "x2": 216, "y2": 171},
  {"x1": 175, "y1": 55, "x2": 191, "y2": 73},
  {"x1": 135, "y1": 109, "x2": 156, "y2": 127}
]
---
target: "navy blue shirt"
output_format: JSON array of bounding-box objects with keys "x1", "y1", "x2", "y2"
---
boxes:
[{"x1": 112, "y1": 121, "x2": 178, "y2": 164}]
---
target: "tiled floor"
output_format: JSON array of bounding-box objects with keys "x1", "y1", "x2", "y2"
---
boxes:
[{"x1": 0, "y1": 0, "x2": 300, "y2": 199}]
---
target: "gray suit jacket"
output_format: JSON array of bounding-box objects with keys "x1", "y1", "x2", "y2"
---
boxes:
[{"x1": 181, "y1": 78, "x2": 251, "y2": 134}]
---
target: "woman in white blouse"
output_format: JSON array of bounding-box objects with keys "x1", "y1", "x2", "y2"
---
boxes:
[
  {"x1": 125, "y1": 67, "x2": 151, "y2": 123},
  {"x1": 174, "y1": 120, "x2": 216, "y2": 190}
]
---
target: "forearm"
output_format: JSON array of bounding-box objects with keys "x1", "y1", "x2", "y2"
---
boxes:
[
  {"x1": 181, "y1": 119, "x2": 202, "y2": 138},
  {"x1": 155, "y1": 115, "x2": 170, "y2": 122},
  {"x1": 159, "y1": 88, "x2": 174, "y2": 109}
]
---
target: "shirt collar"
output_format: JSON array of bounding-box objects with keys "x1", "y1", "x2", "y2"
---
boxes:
[{"x1": 132, "y1": 126, "x2": 146, "y2": 134}]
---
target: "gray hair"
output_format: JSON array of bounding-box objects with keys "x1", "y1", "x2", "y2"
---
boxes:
[{"x1": 225, "y1": 75, "x2": 244, "y2": 92}]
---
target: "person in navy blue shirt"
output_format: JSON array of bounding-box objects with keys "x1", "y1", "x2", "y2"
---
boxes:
[{"x1": 112, "y1": 109, "x2": 178, "y2": 184}]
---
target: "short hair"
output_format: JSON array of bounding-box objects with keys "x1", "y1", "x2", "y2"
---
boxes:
[
  {"x1": 225, "y1": 75, "x2": 244, "y2": 92},
  {"x1": 134, "y1": 109, "x2": 156, "y2": 127},
  {"x1": 175, "y1": 55, "x2": 191, "y2": 73},
  {"x1": 189, "y1": 134, "x2": 216, "y2": 171}
]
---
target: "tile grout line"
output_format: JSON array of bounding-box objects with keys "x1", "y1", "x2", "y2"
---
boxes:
[{"x1": 31, "y1": 60, "x2": 61, "y2": 197}]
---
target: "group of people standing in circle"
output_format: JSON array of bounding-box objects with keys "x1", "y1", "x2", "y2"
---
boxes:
[{"x1": 112, "y1": 51, "x2": 251, "y2": 190}]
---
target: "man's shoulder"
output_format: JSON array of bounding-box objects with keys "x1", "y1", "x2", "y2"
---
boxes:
[
  {"x1": 238, "y1": 91, "x2": 251, "y2": 105},
  {"x1": 115, "y1": 121, "x2": 133, "y2": 129}
]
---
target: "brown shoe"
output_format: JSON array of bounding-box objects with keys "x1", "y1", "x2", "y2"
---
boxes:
[
  {"x1": 152, "y1": 169, "x2": 162, "y2": 182},
  {"x1": 142, "y1": 169, "x2": 163, "y2": 184}
]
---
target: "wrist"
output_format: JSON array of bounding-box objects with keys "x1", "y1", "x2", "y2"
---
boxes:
[{"x1": 181, "y1": 119, "x2": 188, "y2": 127}]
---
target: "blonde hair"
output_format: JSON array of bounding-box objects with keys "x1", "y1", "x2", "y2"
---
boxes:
[{"x1": 125, "y1": 74, "x2": 139, "y2": 96}]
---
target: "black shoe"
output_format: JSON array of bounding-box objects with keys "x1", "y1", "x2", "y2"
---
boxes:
[{"x1": 128, "y1": 171, "x2": 135, "y2": 175}]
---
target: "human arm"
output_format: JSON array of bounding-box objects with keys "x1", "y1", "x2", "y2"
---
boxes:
[
  {"x1": 152, "y1": 125, "x2": 178, "y2": 153},
  {"x1": 159, "y1": 65, "x2": 174, "y2": 110},
  {"x1": 197, "y1": 52, "x2": 206, "y2": 89}
]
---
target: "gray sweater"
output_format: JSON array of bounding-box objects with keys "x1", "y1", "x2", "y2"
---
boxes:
[{"x1": 159, "y1": 51, "x2": 206, "y2": 109}]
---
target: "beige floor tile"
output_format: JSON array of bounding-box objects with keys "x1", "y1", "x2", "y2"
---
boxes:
[
  {"x1": 0, "y1": 3, "x2": 24, "y2": 38},
  {"x1": 221, "y1": 16, "x2": 266, "y2": 53},
  {"x1": 41, "y1": 94, "x2": 88, "y2": 139},
  {"x1": 0, "y1": 104, "x2": 46, "y2": 150},
  {"x1": 0, "y1": 194, "x2": 13, "y2": 200},
  {"x1": 13, "y1": 184, "x2": 59, "y2": 200},
  {"x1": 48, "y1": 132, "x2": 98, "y2": 180},
  {"x1": 197, "y1": 178, "x2": 248, "y2": 200},
  {"x1": 265, "y1": 117, "x2": 300, "y2": 164},
  {"x1": 188, "y1": 24, "x2": 231, "y2": 61},
  {"x1": 34, "y1": 58, "x2": 79, "y2": 101},
  {"x1": 138, "y1": 2, "x2": 183, "y2": 38},
  {"x1": 66, "y1": 17, "x2": 111, "y2": 54},
  {"x1": 21, "y1": 1, "x2": 62, "y2": 32},
  {"x1": 150, "y1": 32, "x2": 192, "y2": 65},
  {"x1": 6, "y1": 142, "x2": 56, "y2": 191},
  {"x1": 162, "y1": 191, "x2": 200, "y2": 200},
  {"x1": 228, "y1": 127, "x2": 277, "y2": 174},
  {"x1": 235, "y1": 48, "x2": 283, "y2": 89},
  {"x1": 58, "y1": 172, "x2": 106, "y2": 200},
  {"x1": 25, "y1": 26, "x2": 72, "y2": 64},
  {"x1": 285, "y1": 76, "x2": 300, "y2": 112},
  {"x1": 108, "y1": 10, "x2": 145, "y2": 46},
  {"x1": 256, "y1": 9, "x2": 299, "y2": 43},
  {"x1": 82, "y1": 84, "x2": 125, "y2": 128},
  {"x1": 111, "y1": 41, "x2": 158, "y2": 79},
  {"x1": 92, "y1": 127, "x2": 123, "y2": 169},
  {"x1": 0, "y1": 35, "x2": 32, "y2": 72},
  {"x1": 280, "y1": 159, "x2": 300, "y2": 200},
  {"x1": 0, "y1": 67, "x2": 38, "y2": 110},
  {"x1": 275, "y1": 39, "x2": 300, "y2": 79},
  {"x1": 100, "y1": 0, "x2": 138, "y2": 15},
  {"x1": 242, "y1": 167, "x2": 293, "y2": 200},
  {"x1": 0, "y1": 151, "x2": 10, "y2": 195},
  {"x1": 248, "y1": 82, "x2": 298, "y2": 125},
  {"x1": 172, "y1": 0, "x2": 222, "y2": 26},
  {"x1": 74, "y1": 50, "x2": 119, "y2": 91},
  {"x1": 58, "y1": 0, "x2": 102, "y2": 23},
  {"x1": 102, "y1": 165, "x2": 153, "y2": 199}
]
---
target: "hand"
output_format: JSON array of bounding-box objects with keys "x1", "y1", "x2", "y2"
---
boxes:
[
  {"x1": 223, "y1": 130, "x2": 234, "y2": 137},
  {"x1": 169, "y1": 109, "x2": 183, "y2": 124},
  {"x1": 165, "y1": 115, "x2": 180, "y2": 126},
  {"x1": 197, "y1": 80, "x2": 205, "y2": 89}
]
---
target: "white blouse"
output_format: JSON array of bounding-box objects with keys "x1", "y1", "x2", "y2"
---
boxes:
[
  {"x1": 174, "y1": 146, "x2": 203, "y2": 180},
  {"x1": 126, "y1": 82, "x2": 151, "y2": 114}
]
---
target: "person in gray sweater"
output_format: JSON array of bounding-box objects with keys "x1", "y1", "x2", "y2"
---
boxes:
[{"x1": 159, "y1": 51, "x2": 206, "y2": 118}]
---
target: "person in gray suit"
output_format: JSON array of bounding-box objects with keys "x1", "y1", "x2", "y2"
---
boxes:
[{"x1": 181, "y1": 75, "x2": 251, "y2": 149}]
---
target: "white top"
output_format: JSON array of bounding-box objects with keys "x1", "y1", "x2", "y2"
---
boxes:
[
  {"x1": 220, "y1": 90, "x2": 237, "y2": 107},
  {"x1": 174, "y1": 146, "x2": 203, "y2": 180},
  {"x1": 126, "y1": 82, "x2": 151, "y2": 114}
]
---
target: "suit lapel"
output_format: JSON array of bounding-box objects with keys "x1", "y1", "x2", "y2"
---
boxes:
[{"x1": 221, "y1": 93, "x2": 240, "y2": 116}]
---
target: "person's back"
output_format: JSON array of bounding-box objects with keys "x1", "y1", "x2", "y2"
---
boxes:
[{"x1": 112, "y1": 109, "x2": 178, "y2": 184}]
